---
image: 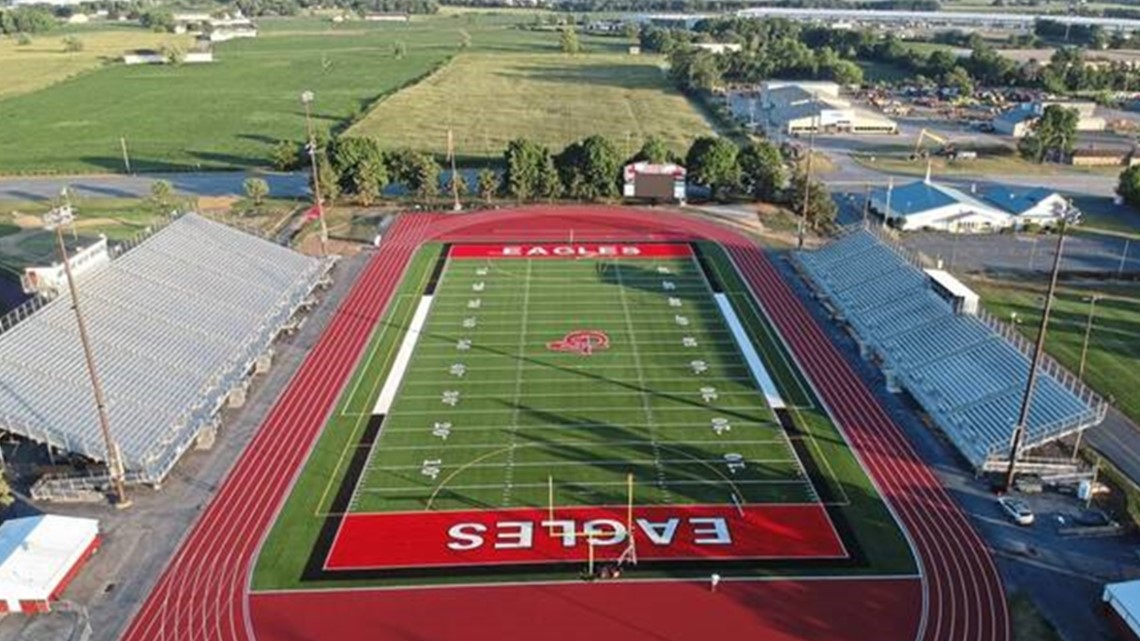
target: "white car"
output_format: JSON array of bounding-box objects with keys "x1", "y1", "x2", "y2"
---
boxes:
[{"x1": 998, "y1": 497, "x2": 1035, "y2": 526}]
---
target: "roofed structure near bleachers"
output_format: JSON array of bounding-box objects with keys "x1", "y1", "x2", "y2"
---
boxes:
[
  {"x1": 794, "y1": 226, "x2": 1106, "y2": 470},
  {"x1": 0, "y1": 213, "x2": 330, "y2": 484}
]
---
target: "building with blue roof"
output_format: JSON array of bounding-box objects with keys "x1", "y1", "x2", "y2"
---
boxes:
[{"x1": 869, "y1": 176, "x2": 1069, "y2": 232}]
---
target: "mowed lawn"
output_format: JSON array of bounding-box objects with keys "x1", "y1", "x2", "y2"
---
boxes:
[
  {"x1": 346, "y1": 52, "x2": 714, "y2": 160},
  {"x1": 0, "y1": 26, "x2": 194, "y2": 100},
  {"x1": 0, "y1": 14, "x2": 648, "y2": 174},
  {"x1": 972, "y1": 278, "x2": 1140, "y2": 424}
]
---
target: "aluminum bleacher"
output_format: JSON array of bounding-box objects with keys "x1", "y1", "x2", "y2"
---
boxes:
[
  {"x1": 795, "y1": 226, "x2": 1106, "y2": 469},
  {"x1": 0, "y1": 213, "x2": 331, "y2": 484}
]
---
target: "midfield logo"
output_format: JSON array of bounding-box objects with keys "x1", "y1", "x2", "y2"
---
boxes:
[{"x1": 546, "y1": 330, "x2": 610, "y2": 356}]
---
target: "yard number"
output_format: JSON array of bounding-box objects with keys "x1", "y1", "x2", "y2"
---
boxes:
[
  {"x1": 690, "y1": 360, "x2": 709, "y2": 374},
  {"x1": 467, "y1": 299, "x2": 482, "y2": 309},
  {"x1": 449, "y1": 363, "x2": 467, "y2": 377},
  {"x1": 668, "y1": 297, "x2": 683, "y2": 308},
  {"x1": 711, "y1": 417, "x2": 731, "y2": 435},
  {"x1": 700, "y1": 387, "x2": 719, "y2": 403},
  {"x1": 723, "y1": 453, "x2": 746, "y2": 475},
  {"x1": 662, "y1": 281, "x2": 676, "y2": 291},
  {"x1": 682, "y1": 336, "x2": 698, "y2": 348},
  {"x1": 432, "y1": 422, "x2": 453, "y2": 439},
  {"x1": 472, "y1": 282, "x2": 485, "y2": 292},
  {"x1": 456, "y1": 338, "x2": 472, "y2": 351},
  {"x1": 462, "y1": 317, "x2": 478, "y2": 329},
  {"x1": 442, "y1": 390, "x2": 461, "y2": 406},
  {"x1": 422, "y1": 459, "x2": 443, "y2": 480},
  {"x1": 675, "y1": 315, "x2": 690, "y2": 327}
]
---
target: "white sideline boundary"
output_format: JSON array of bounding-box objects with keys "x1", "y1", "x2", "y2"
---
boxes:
[
  {"x1": 713, "y1": 293, "x2": 786, "y2": 410},
  {"x1": 371, "y1": 295, "x2": 434, "y2": 415}
]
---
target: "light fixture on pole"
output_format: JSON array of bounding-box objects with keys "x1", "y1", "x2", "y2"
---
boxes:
[
  {"x1": 797, "y1": 95, "x2": 819, "y2": 250},
  {"x1": 300, "y1": 90, "x2": 329, "y2": 257},
  {"x1": 43, "y1": 199, "x2": 130, "y2": 508},
  {"x1": 1003, "y1": 202, "x2": 1076, "y2": 492}
]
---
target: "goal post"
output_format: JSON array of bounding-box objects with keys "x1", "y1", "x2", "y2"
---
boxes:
[{"x1": 547, "y1": 472, "x2": 638, "y2": 569}]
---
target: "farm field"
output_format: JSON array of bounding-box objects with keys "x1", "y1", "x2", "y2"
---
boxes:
[
  {"x1": 345, "y1": 51, "x2": 714, "y2": 161},
  {"x1": 252, "y1": 240, "x2": 914, "y2": 590},
  {"x1": 0, "y1": 13, "x2": 608, "y2": 174},
  {"x1": 0, "y1": 26, "x2": 193, "y2": 100},
  {"x1": 971, "y1": 277, "x2": 1140, "y2": 426}
]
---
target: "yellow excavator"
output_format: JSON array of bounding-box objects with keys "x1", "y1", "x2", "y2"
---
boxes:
[{"x1": 910, "y1": 128, "x2": 957, "y2": 160}]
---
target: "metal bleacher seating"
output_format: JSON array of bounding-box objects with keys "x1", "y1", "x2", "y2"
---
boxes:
[
  {"x1": 0, "y1": 213, "x2": 331, "y2": 483},
  {"x1": 795, "y1": 227, "x2": 1106, "y2": 469}
]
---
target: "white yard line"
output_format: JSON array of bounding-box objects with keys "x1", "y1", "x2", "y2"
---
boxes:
[
  {"x1": 500, "y1": 258, "x2": 532, "y2": 507},
  {"x1": 358, "y1": 478, "x2": 809, "y2": 494}
]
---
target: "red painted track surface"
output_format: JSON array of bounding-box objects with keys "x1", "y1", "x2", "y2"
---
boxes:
[{"x1": 119, "y1": 206, "x2": 1008, "y2": 641}]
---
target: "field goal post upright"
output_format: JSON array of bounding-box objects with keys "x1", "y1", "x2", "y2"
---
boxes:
[{"x1": 546, "y1": 472, "x2": 638, "y2": 571}]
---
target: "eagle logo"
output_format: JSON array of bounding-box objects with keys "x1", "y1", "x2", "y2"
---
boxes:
[{"x1": 546, "y1": 330, "x2": 611, "y2": 356}]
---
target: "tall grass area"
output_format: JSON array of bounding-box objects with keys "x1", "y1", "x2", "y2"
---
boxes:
[
  {"x1": 347, "y1": 50, "x2": 713, "y2": 161},
  {"x1": 0, "y1": 13, "x2": 590, "y2": 174}
]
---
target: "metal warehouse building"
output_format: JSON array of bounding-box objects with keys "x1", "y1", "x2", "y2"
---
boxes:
[{"x1": 760, "y1": 81, "x2": 898, "y2": 138}]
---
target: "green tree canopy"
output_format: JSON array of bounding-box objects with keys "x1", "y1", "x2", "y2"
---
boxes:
[
  {"x1": 560, "y1": 25, "x2": 580, "y2": 55},
  {"x1": 331, "y1": 137, "x2": 388, "y2": 198},
  {"x1": 556, "y1": 135, "x2": 623, "y2": 201},
  {"x1": 1018, "y1": 105, "x2": 1079, "y2": 163},
  {"x1": 243, "y1": 177, "x2": 270, "y2": 205},
  {"x1": 685, "y1": 136, "x2": 739, "y2": 200},
  {"x1": 1117, "y1": 165, "x2": 1140, "y2": 210},
  {"x1": 737, "y1": 140, "x2": 786, "y2": 202},
  {"x1": 269, "y1": 140, "x2": 301, "y2": 171},
  {"x1": 476, "y1": 168, "x2": 500, "y2": 203},
  {"x1": 632, "y1": 136, "x2": 674, "y2": 164},
  {"x1": 789, "y1": 171, "x2": 837, "y2": 230},
  {"x1": 504, "y1": 138, "x2": 560, "y2": 201}
]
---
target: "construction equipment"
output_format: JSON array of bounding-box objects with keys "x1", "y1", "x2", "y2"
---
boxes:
[{"x1": 911, "y1": 128, "x2": 957, "y2": 160}]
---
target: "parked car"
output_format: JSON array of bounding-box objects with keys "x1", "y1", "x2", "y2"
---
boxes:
[{"x1": 998, "y1": 496, "x2": 1035, "y2": 526}]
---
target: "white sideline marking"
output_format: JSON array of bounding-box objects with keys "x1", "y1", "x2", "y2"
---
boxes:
[
  {"x1": 713, "y1": 293, "x2": 786, "y2": 410},
  {"x1": 372, "y1": 295, "x2": 435, "y2": 415}
]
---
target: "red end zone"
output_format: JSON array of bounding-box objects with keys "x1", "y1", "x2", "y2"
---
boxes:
[
  {"x1": 325, "y1": 504, "x2": 845, "y2": 570},
  {"x1": 449, "y1": 243, "x2": 692, "y2": 259}
]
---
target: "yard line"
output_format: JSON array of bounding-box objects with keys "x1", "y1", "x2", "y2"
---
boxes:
[
  {"x1": 371, "y1": 438, "x2": 790, "y2": 450},
  {"x1": 382, "y1": 423, "x2": 783, "y2": 433},
  {"x1": 389, "y1": 405, "x2": 778, "y2": 416},
  {"x1": 501, "y1": 258, "x2": 532, "y2": 507},
  {"x1": 370, "y1": 457, "x2": 798, "y2": 471},
  {"x1": 614, "y1": 263, "x2": 669, "y2": 496},
  {"x1": 357, "y1": 478, "x2": 810, "y2": 494}
]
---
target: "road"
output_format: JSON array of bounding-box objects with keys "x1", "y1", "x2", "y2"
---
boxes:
[{"x1": 0, "y1": 171, "x2": 308, "y2": 201}]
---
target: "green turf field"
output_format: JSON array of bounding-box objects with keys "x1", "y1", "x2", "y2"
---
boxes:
[
  {"x1": 252, "y1": 240, "x2": 916, "y2": 590},
  {"x1": 347, "y1": 253, "x2": 815, "y2": 514}
]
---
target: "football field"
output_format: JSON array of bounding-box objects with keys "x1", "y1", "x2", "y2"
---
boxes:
[{"x1": 320, "y1": 243, "x2": 844, "y2": 572}]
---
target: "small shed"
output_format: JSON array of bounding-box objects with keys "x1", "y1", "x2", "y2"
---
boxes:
[{"x1": 0, "y1": 515, "x2": 100, "y2": 614}]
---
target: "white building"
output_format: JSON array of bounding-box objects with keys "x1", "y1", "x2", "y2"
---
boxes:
[
  {"x1": 993, "y1": 100, "x2": 1106, "y2": 138},
  {"x1": 869, "y1": 176, "x2": 1072, "y2": 232},
  {"x1": 0, "y1": 515, "x2": 100, "y2": 614},
  {"x1": 758, "y1": 81, "x2": 897, "y2": 138},
  {"x1": 21, "y1": 235, "x2": 109, "y2": 296},
  {"x1": 693, "y1": 43, "x2": 742, "y2": 54}
]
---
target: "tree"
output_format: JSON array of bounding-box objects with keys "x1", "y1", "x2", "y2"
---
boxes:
[
  {"x1": 685, "y1": 136, "x2": 739, "y2": 200},
  {"x1": 407, "y1": 153, "x2": 440, "y2": 200},
  {"x1": 942, "y1": 66, "x2": 975, "y2": 95},
  {"x1": 314, "y1": 157, "x2": 340, "y2": 205},
  {"x1": 140, "y1": 8, "x2": 176, "y2": 33},
  {"x1": 1117, "y1": 165, "x2": 1140, "y2": 209},
  {"x1": 331, "y1": 137, "x2": 387, "y2": 197},
  {"x1": 62, "y1": 35, "x2": 84, "y2": 53},
  {"x1": 243, "y1": 177, "x2": 270, "y2": 205},
  {"x1": 476, "y1": 168, "x2": 499, "y2": 203},
  {"x1": 560, "y1": 25, "x2": 580, "y2": 55},
  {"x1": 1019, "y1": 104, "x2": 1079, "y2": 163},
  {"x1": 789, "y1": 172, "x2": 837, "y2": 230},
  {"x1": 737, "y1": 140, "x2": 786, "y2": 202},
  {"x1": 150, "y1": 179, "x2": 174, "y2": 209},
  {"x1": 0, "y1": 466, "x2": 13, "y2": 508},
  {"x1": 828, "y1": 59, "x2": 863, "y2": 86},
  {"x1": 632, "y1": 136, "x2": 673, "y2": 164},
  {"x1": 162, "y1": 43, "x2": 186, "y2": 65},
  {"x1": 556, "y1": 135, "x2": 622, "y2": 200},
  {"x1": 270, "y1": 140, "x2": 301, "y2": 171},
  {"x1": 0, "y1": 7, "x2": 55, "y2": 35},
  {"x1": 504, "y1": 138, "x2": 560, "y2": 201}
]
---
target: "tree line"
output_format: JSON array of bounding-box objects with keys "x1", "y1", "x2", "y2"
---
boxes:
[
  {"x1": 646, "y1": 16, "x2": 1140, "y2": 97},
  {"x1": 271, "y1": 134, "x2": 835, "y2": 227}
]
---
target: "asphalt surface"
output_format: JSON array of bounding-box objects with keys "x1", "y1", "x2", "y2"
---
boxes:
[{"x1": 0, "y1": 171, "x2": 309, "y2": 201}]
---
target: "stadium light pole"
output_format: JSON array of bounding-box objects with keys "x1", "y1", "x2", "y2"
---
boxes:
[
  {"x1": 300, "y1": 90, "x2": 329, "y2": 257},
  {"x1": 1003, "y1": 204, "x2": 1074, "y2": 492},
  {"x1": 43, "y1": 202, "x2": 130, "y2": 509},
  {"x1": 1078, "y1": 293, "x2": 1103, "y2": 382},
  {"x1": 797, "y1": 96, "x2": 819, "y2": 250}
]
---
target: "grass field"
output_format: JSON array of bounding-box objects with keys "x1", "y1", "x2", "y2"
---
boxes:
[
  {"x1": 852, "y1": 148, "x2": 1124, "y2": 178},
  {"x1": 970, "y1": 277, "x2": 1140, "y2": 425},
  {"x1": 0, "y1": 13, "x2": 617, "y2": 174},
  {"x1": 252, "y1": 239, "x2": 915, "y2": 590},
  {"x1": 0, "y1": 26, "x2": 193, "y2": 100},
  {"x1": 346, "y1": 51, "x2": 713, "y2": 161}
]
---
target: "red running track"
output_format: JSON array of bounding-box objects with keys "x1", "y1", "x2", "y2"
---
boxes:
[{"x1": 119, "y1": 206, "x2": 1007, "y2": 641}]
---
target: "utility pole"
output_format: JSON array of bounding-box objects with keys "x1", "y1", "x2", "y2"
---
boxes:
[
  {"x1": 797, "y1": 96, "x2": 819, "y2": 250},
  {"x1": 1004, "y1": 208, "x2": 1073, "y2": 492},
  {"x1": 43, "y1": 201, "x2": 130, "y2": 508},
  {"x1": 1078, "y1": 294, "x2": 1102, "y2": 381},
  {"x1": 300, "y1": 90, "x2": 329, "y2": 257},
  {"x1": 447, "y1": 128, "x2": 461, "y2": 212}
]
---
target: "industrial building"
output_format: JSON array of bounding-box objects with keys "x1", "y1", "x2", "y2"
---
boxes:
[
  {"x1": 757, "y1": 81, "x2": 898, "y2": 138},
  {"x1": 993, "y1": 100, "x2": 1106, "y2": 138}
]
